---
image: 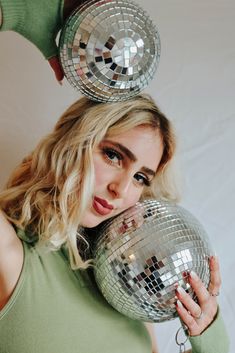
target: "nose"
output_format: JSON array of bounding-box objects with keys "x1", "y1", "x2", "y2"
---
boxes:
[{"x1": 108, "y1": 175, "x2": 132, "y2": 199}]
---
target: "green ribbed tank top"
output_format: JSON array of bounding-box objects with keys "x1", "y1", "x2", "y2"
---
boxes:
[{"x1": 0, "y1": 237, "x2": 151, "y2": 353}]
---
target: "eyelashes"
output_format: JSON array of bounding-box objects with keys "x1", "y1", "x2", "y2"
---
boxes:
[
  {"x1": 101, "y1": 146, "x2": 151, "y2": 187},
  {"x1": 135, "y1": 173, "x2": 151, "y2": 187},
  {"x1": 101, "y1": 147, "x2": 123, "y2": 166}
]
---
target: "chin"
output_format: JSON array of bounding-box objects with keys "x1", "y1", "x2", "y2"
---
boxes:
[
  {"x1": 81, "y1": 209, "x2": 120, "y2": 228},
  {"x1": 80, "y1": 218, "x2": 100, "y2": 228},
  {"x1": 80, "y1": 212, "x2": 107, "y2": 228}
]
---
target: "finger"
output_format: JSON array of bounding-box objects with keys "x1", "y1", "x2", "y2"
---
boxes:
[
  {"x1": 188, "y1": 271, "x2": 210, "y2": 305},
  {"x1": 48, "y1": 56, "x2": 64, "y2": 83},
  {"x1": 175, "y1": 299, "x2": 199, "y2": 334},
  {"x1": 176, "y1": 286, "x2": 202, "y2": 319},
  {"x1": 208, "y1": 256, "x2": 221, "y2": 296}
]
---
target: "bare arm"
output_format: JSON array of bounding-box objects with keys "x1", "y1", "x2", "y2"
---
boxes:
[
  {"x1": 144, "y1": 322, "x2": 159, "y2": 353},
  {"x1": 0, "y1": 210, "x2": 23, "y2": 310}
]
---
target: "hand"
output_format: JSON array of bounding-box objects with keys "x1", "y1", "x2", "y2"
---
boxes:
[
  {"x1": 0, "y1": 6, "x2": 2, "y2": 27},
  {"x1": 49, "y1": 0, "x2": 85, "y2": 82},
  {"x1": 175, "y1": 256, "x2": 221, "y2": 336},
  {"x1": 0, "y1": 0, "x2": 84, "y2": 82}
]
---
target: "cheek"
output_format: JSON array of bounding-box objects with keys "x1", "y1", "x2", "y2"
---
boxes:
[
  {"x1": 93, "y1": 157, "x2": 110, "y2": 188},
  {"x1": 94, "y1": 164, "x2": 104, "y2": 187},
  {"x1": 124, "y1": 188, "x2": 142, "y2": 210}
]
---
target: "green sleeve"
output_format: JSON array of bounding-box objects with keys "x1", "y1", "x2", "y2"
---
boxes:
[
  {"x1": 189, "y1": 308, "x2": 230, "y2": 353},
  {"x1": 0, "y1": 0, "x2": 64, "y2": 59}
]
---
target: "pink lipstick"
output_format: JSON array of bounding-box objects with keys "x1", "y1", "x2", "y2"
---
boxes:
[{"x1": 93, "y1": 196, "x2": 114, "y2": 216}]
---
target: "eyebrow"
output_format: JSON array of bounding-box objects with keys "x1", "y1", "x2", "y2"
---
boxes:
[
  {"x1": 102, "y1": 140, "x2": 156, "y2": 178},
  {"x1": 141, "y1": 167, "x2": 156, "y2": 178}
]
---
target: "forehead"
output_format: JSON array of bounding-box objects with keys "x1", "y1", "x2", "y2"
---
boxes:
[{"x1": 106, "y1": 125, "x2": 161, "y2": 144}]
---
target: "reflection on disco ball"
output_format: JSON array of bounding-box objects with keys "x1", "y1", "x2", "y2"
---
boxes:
[
  {"x1": 59, "y1": 0, "x2": 161, "y2": 102},
  {"x1": 93, "y1": 200, "x2": 213, "y2": 322}
]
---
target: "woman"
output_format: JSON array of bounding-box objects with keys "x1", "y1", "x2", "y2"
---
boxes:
[{"x1": 0, "y1": 95, "x2": 229, "y2": 353}]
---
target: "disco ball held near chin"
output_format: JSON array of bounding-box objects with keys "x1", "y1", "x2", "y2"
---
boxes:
[
  {"x1": 59, "y1": 0, "x2": 161, "y2": 102},
  {"x1": 93, "y1": 200, "x2": 213, "y2": 322}
]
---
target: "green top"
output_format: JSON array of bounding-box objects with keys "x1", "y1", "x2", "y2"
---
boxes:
[
  {"x1": 0, "y1": 0, "x2": 63, "y2": 58},
  {"x1": 0, "y1": 239, "x2": 152, "y2": 353},
  {"x1": 189, "y1": 307, "x2": 229, "y2": 353},
  {"x1": 0, "y1": 229, "x2": 230, "y2": 353}
]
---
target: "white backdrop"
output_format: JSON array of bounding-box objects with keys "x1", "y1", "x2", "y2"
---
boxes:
[{"x1": 0, "y1": 1, "x2": 234, "y2": 352}]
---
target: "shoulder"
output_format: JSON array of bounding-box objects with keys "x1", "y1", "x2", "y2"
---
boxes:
[
  {"x1": 0, "y1": 210, "x2": 22, "y2": 250},
  {"x1": 144, "y1": 322, "x2": 159, "y2": 353},
  {"x1": 0, "y1": 210, "x2": 24, "y2": 310}
]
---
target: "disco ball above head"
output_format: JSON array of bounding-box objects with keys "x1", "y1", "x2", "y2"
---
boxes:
[
  {"x1": 59, "y1": 0, "x2": 161, "y2": 102},
  {"x1": 93, "y1": 200, "x2": 213, "y2": 323}
]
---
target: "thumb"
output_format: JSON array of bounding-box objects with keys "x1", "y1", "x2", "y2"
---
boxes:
[{"x1": 48, "y1": 56, "x2": 64, "y2": 83}]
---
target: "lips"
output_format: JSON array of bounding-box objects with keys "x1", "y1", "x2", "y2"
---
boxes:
[{"x1": 93, "y1": 196, "x2": 114, "y2": 216}]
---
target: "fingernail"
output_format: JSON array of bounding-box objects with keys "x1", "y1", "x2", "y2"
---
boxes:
[
  {"x1": 58, "y1": 80, "x2": 63, "y2": 86},
  {"x1": 189, "y1": 271, "x2": 198, "y2": 280},
  {"x1": 176, "y1": 299, "x2": 183, "y2": 308},
  {"x1": 176, "y1": 286, "x2": 185, "y2": 295},
  {"x1": 212, "y1": 255, "x2": 218, "y2": 261}
]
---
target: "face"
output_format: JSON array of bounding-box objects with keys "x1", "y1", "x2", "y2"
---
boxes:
[{"x1": 81, "y1": 125, "x2": 164, "y2": 228}]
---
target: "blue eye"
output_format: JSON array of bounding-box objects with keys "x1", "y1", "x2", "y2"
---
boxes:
[
  {"x1": 102, "y1": 148, "x2": 123, "y2": 165},
  {"x1": 101, "y1": 146, "x2": 151, "y2": 187},
  {"x1": 134, "y1": 173, "x2": 151, "y2": 187}
]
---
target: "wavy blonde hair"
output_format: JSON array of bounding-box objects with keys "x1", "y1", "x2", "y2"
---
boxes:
[{"x1": 0, "y1": 94, "x2": 179, "y2": 269}]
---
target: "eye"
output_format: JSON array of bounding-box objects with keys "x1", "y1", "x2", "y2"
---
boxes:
[
  {"x1": 134, "y1": 173, "x2": 151, "y2": 187},
  {"x1": 102, "y1": 147, "x2": 123, "y2": 166}
]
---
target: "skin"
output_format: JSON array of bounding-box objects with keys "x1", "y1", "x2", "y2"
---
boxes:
[
  {"x1": 0, "y1": 125, "x2": 221, "y2": 351},
  {"x1": 0, "y1": 5, "x2": 2, "y2": 27},
  {"x1": 49, "y1": 0, "x2": 86, "y2": 82},
  {"x1": 81, "y1": 125, "x2": 163, "y2": 228},
  {"x1": 175, "y1": 256, "x2": 220, "y2": 337},
  {"x1": 80, "y1": 125, "x2": 220, "y2": 349},
  {"x1": 0, "y1": 1, "x2": 220, "y2": 350},
  {"x1": 0, "y1": 211, "x2": 24, "y2": 310},
  {"x1": 80, "y1": 126, "x2": 220, "y2": 346},
  {"x1": 0, "y1": 0, "x2": 87, "y2": 82},
  {"x1": 0, "y1": 125, "x2": 163, "y2": 311},
  {"x1": 82, "y1": 125, "x2": 164, "y2": 353}
]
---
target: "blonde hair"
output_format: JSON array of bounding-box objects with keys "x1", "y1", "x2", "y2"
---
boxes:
[{"x1": 0, "y1": 94, "x2": 179, "y2": 269}]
